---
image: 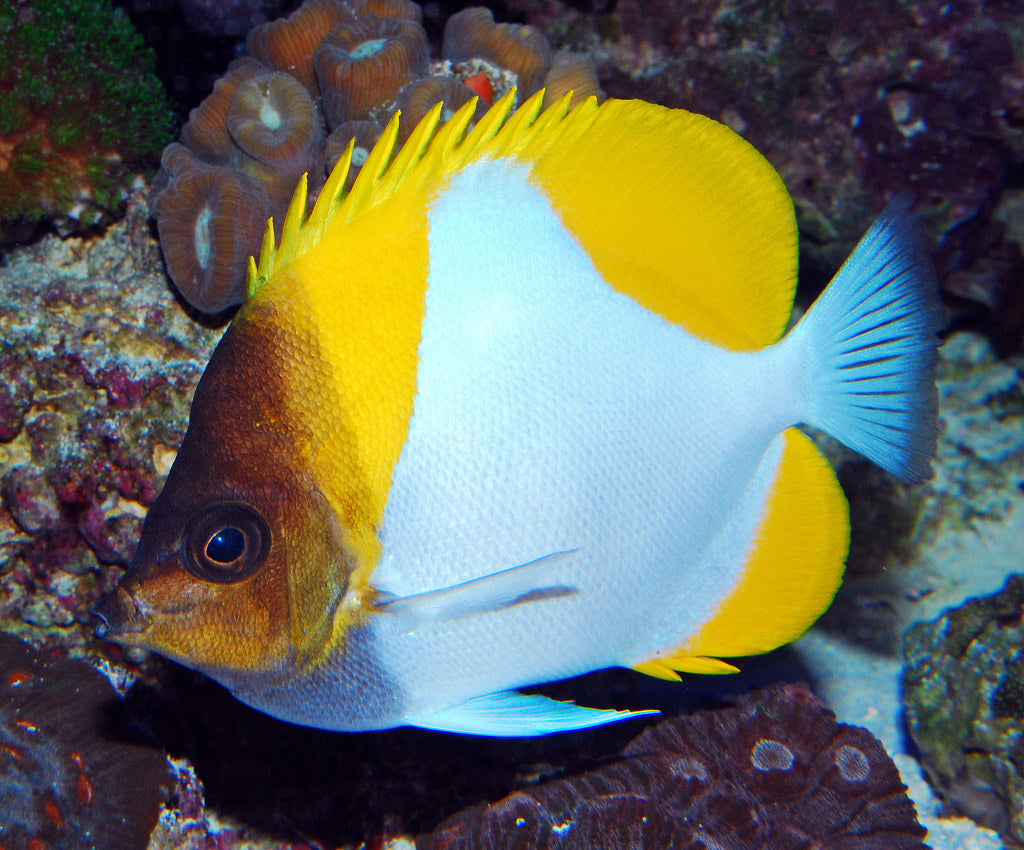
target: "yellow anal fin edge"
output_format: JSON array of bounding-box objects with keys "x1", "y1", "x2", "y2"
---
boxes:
[
  {"x1": 634, "y1": 427, "x2": 850, "y2": 680},
  {"x1": 634, "y1": 657, "x2": 740, "y2": 681}
]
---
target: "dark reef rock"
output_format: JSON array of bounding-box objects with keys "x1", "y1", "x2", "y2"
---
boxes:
[
  {"x1": 419, "y1": 682, "x2": 927, "y2": 849},
  {"x1": 904, "y1": 573, "x2": 1024, "y2": 846},
  {"x1": 0, "y1": 631, "x2": 174, "y2": 849}
]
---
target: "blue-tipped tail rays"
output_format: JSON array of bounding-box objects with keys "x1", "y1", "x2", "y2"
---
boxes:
[{"x1": 791, "y1": 196, "x2": 942, "y2": 483}]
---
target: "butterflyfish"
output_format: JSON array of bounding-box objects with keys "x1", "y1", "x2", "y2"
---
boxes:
[{"x1": 94, "y1": 91, "x2": 943, "y2": 736}]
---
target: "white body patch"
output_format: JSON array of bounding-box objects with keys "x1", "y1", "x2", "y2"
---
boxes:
[{"x1": 371, "y1": 158, "x2": 799, "y2": 720}]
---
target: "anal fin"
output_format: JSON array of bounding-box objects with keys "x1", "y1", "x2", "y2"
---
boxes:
[
  {"x1": 405, "y1": 690, "x2": 658, "y2": 737},
  {"x1": 636, "y1": 428, "x2": 849, "y2": 681},
  {"x1": 633, "y1": 655, "x2": 740, "y2": 681}
]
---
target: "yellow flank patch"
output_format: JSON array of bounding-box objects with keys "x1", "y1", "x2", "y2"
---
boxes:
[
  {"x1": 272, "y1": 185, "x2": 430, "y2": 629},
  {"x1": 246, "y1": 119, "x2": 436, "y2": 650},
  {"x1": 640, "y1": 427, "x2": 849, "y2": 673}
]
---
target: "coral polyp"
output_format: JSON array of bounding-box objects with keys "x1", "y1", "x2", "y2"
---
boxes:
[
  {"x1": 149, "y1": 0, "x2": 604, "y2": 314},
  {"x1": 0, "y1": 0, "x2": 172, "y2": 244},
  {"x1": 314, "y1": 13, "x2": 430, "y2": 126}
]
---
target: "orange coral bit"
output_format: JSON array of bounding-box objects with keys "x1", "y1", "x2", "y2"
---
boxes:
[{"x1": 463, "y1": 73, "x2": 494, "y2": 105}]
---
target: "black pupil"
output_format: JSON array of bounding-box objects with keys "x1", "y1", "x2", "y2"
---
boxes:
[{"x1": 206, "y1": 526, "x2": 246, "y2": 563}]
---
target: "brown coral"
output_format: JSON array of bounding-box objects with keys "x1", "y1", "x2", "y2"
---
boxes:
[
  {"x1": 226, "y1": 72, "x2": 324, "y2": 206},
  {"x1": 443, "y1": 7, "x2": 553, "y2": 97},
  {"x1": 180, "y1": 57, "x2": 268, "y2": 166},
  {"x1": 151, "y1": 0, "x2": 582, "y2": 314},
  {"x1": 418, "y1": 683, "x2": 927, "y2": 849},
  {"x1": 150, "y1": 145, "x2": 272, "y2": 315},
  {"x1": 543, "y1": 50, "x2": 604, "y2": 109},
  {"x1": 394, "y1": 76, "x2": 478, "y2": 143},
  {"x1": 325, "y1": 119, "x2": 386, "y2": 183},
  {"x1": 314, "y1": 13, "x2": 430, "y2": 127},
  {"x1": 245, "y1": 0, "x2": 352, "y2": 96},
  {"x1": 353, "y1": 0, "x2": 423, "y2": 23}
]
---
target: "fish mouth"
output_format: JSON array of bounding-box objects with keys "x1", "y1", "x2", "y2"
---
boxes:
[{"x1": 92, "y1": 585, "x2": 150, "y2": 639}]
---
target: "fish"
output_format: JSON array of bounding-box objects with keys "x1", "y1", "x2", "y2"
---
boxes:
[{"x1": 93, "y1": 90, "x2": 943, "y2": 737}]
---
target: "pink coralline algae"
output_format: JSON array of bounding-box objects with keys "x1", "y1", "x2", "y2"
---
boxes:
[
  {"x1": 0, "y1": 188, "x2": 219, "y2": 656},
  {"x1": 418, "y1": 682, "x2": 927, "y2": 849},
  {"x1": 0, "y1": 631, "x2": 174, "y2": 849}
]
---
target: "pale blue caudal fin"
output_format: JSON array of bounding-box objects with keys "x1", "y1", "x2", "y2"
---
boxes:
[
  {"x1": 404, "y1": 690, "x2": 659, "y2": 737},
  {"x1": 794, "y1": 196, "x2": 943, "y2": 483}
]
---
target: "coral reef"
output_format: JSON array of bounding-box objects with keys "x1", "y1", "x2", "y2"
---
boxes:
[
  {"x1": 904, "y1": 574, "x2": 1024, "y2": 846},
  {"x1": 0, "y1": 0, "x2": 173, "y2": 245},
  {"x1": 510, "y1": 0, "x2": 1024, "y2": 352},
  {"x1": 0, "y1": 631, "x2": 174, "y2": 849},
  {"x1": 149, "y1": 0, "x2": 603, "y2": 314},
  {"x1": 419, "y1": 682, "x2": 927, "y2": 848},
  {"x1": 0, "y1": 187, "x2": 219, "y2": 658}
]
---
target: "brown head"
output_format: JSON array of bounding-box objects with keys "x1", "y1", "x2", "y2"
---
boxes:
[{"x1": 93, "y1": 297, "x2": 354, "y2": 681}]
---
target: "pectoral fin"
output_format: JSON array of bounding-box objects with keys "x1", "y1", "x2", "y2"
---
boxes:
[
  {"x1": 374, "y1": 550, "x2": 578, "y2": 629},
  {"x1": 405, "y1": 690, "x2": 658, "y2": 737}
]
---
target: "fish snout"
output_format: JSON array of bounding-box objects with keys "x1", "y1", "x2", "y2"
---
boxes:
[{"x1": 92, "y1": 584, "x2": 149, "y2": 639}]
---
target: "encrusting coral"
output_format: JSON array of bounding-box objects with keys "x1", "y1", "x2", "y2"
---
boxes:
[
  {"x1": 0, "y1": 0, "x2": 173, "y2": 245},
  {"x1": 149, "y1": 0, "x2": 603, "y2": 314},
  {"x1": 418, "y1": 682, "x2": 928, "y2": 848}
]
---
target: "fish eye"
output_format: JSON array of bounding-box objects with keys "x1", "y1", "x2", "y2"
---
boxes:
[
  {"x1": 183, "y1": 502, "x2": 271, "y2": 584},
  {"x1": 206, "y1": 526, "x2": 246, "y2": 563}
]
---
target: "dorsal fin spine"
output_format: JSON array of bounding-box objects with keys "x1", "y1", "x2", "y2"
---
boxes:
[
  {"x1": 246, "y1": 86, "x2": 596, "y2": 299},
  {"x1": 306, "y1": 138, "x2": 354, "y2": 244},
  {"x1": 279, "y1": 172, "x2": 308, "y2": 269},
  {"x1": 343, "y1": 111, "x2": 401, "y2": 225},
  {"x1": 250, "y1": 216, "x2": 277, "y2": 297},
  {"x1": 389, "y1": 102, "x2": 445, "y2": 182}
]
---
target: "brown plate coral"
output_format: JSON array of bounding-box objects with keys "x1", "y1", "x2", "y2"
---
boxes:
[
  {"x1": 419, "y1": 681, "x2": 927, "y2": 849},
  {"x1": 148, "y1": 0, "x2": 603, "y2": 315}
]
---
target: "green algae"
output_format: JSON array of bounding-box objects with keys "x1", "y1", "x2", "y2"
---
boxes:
[{"x1": 0, "y1": 0, "x2": 173, "y2": 240}]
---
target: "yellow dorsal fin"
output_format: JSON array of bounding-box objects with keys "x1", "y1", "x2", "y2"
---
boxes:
[
  {"x1": 635, "y1": 428, "x2": 849, "y2": 680},
  {"x1": 248, "y1": 90, "x2": 797, "y2": 348}
]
